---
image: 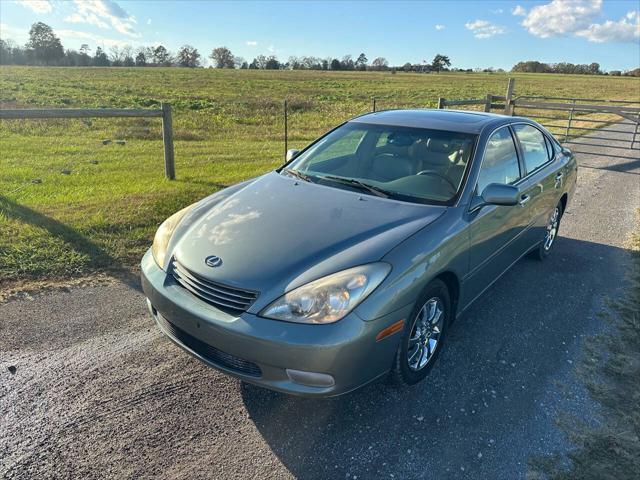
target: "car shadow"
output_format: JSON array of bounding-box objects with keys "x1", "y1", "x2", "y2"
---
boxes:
[
  {"x1": 580, "y1": 157, "x2": 640, "y2": 175},
  {"x1": 240, "y1": 236, "x2": 632, "y2": 479},
  {"x1": 0, "y1": 195, "x2": 142, "y2": 292}
]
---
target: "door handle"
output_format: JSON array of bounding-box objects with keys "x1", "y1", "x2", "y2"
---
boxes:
[
  {"x1": 518, "y1": 194, "x2": 530, "y2": 206},
  {"x1": 555, "y1": 172, "x2": 563, "y2": 188}
]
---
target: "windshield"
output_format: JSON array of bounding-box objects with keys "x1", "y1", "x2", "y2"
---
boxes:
[{"x1": 285, "y1": 122, "x2": 476, "y2": 204}]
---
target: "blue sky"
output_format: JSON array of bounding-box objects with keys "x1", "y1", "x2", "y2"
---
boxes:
[{"x1": 1, "y1": 0, "x2": 639, "y2": 70}]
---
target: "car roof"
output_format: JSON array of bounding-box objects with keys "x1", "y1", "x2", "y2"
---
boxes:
[{"x1": 349, "y1": 109, "x2": 522, "y2": 134}]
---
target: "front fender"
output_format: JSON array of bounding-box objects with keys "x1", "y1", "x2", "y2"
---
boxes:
[{"x1": 354, "y1": 208, "x2": 468, "y2": 321}]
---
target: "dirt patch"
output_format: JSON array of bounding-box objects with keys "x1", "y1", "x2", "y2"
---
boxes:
[{"x1": 0, "y1": 268, "x2": 139, "y2": 304}]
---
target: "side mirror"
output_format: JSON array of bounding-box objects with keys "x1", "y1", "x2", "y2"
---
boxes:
[
  {"x1": 482, "y1": 183, "x2": 519, "y2": 206},
  {"x1": 286, "y1": 149, "x2": 300, "y2": 162},
  {"x1": 470, "y1": 183, "x2": 519, "y2": 211}
]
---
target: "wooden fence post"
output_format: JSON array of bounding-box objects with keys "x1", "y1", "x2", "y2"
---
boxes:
[
  {"x1": 161, "y1": 102, "x2": 175, "y2": 180},
  {"x1": 437, "y1": 97, "x2": 445, "y2": 109},
  {"x1": 484, "y1": 94, "x2": 493, "y2": 113},
  {"x1": 504, "y1": 77, "x2": 515, "y2": 115},
  {"x1": 372, "y1": 98, "x2": 376, "y2": 112},
  {"x1": 284, "y1": 99, "x2": 288, "y2": 160}
]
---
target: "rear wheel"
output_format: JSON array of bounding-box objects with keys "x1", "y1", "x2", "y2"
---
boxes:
[
  {"x1": 390, "y1": 279, "x2": 450, "y2": 385},
  {"x1": 533, "y1": 201, "x2": 563, "y2": 260}
]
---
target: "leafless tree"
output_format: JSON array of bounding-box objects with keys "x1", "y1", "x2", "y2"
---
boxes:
[
  {"x1": 341, "y1": 54, "x2": 354, "y2": 70},
  {"x1": 109, "y1": 46, "x2": 124, "y2": 65},
  {"x1": 302, "y1": 56, "x2": 321, "y2": 69},
  {"x1": 254, "y1": 54, "x2": 268, "y2": 69},
  {"x1": 371, "y1": 57, "x2": 389, "y2": 71},
  {"x1": 288, "y1": 56, "x2": 301, "y2": 69}
]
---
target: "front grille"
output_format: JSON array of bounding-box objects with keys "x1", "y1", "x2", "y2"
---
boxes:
[
  {"x1": 171, "y1": 259, "x2": 259, "y2": 314},
  {"x1": 156, "y1": 313, "x2": 262, "y2": 377}
]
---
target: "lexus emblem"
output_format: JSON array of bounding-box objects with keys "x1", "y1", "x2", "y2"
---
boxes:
[{"x1": 204, "y1": 255, "x2": 223, "y2": 268}]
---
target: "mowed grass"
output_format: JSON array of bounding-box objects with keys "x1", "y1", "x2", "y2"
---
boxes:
[{"x1": 1, "y1": 66, "x2": 639, "y2": 285}]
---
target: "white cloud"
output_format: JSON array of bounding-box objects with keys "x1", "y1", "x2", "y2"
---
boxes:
[
  {"x1": 56, "y1": 28, "x2": 130, "y2": 47},
  {"x1": 64, "y1": 0, "x2": 140, "y2": 38},
  {"x1": 465, "y1": 19, "x2": 506, "y2": 39},
  {"x1": 147, "y1": 18, "x2": 152, "y2": 25},
  {"x1": 520, "y1": 0, "x2": 638, "y2": 43},
  {"x1": 435, "y1": 24, "x2": 445, "y2": 31},
  {"x1": 512, "y1": 5, "x2": 527, "y2": 16},
  {"x1": 245, "y1": 40, "x2": 258, "y2": 46},
  {"x1": 65, "y1": 12, "x2": 109, "y2": 29},
  {"x1": 575, "y1": 11, "x2": 640, "y2": 43},
  {"x1": 521, "y1": 0, "x2": 601, "y2": 38},
  {"x1": 0, "y1": 23, "x2": 29, "y2": 42},
  {"x1": 18, "y1": 0, "x2": 53, "y2": 14},
  {"x1": 491, "y1": 9, "x2": 504, "y2": 14},
  {"x1": 267, "y1": 44, "x2": 275, "y2": 53}
]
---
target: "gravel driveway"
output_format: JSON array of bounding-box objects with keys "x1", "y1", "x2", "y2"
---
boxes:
[{"x1": 2, "y1": 122, "x2": 639, "y2": 479}]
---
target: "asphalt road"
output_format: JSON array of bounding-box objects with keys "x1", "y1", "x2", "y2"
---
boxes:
[{"x1": 2, "y1": 122, "x2": 639, "y2": 479}]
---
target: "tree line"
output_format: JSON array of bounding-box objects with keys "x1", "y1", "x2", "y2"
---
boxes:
[
  {"x1": 512, "y1": 60, "x2": 639, "y2": 77},
  {"x1": 0, "y1": 23, "x2": 199, "y2": 67},
  {"x1": 0, "y1": 22, "x2": 452, "y2": 72},
  {"x1": 1, "y1": 22, "x2": 637, "y2": 76}
]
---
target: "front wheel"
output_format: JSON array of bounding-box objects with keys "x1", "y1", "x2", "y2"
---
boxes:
[
  {"x1": 532, "y1": 201, "x2": 563, "y2": 260},
  {"x1": 389, "y1": 279, "x2": 450, "y2": 386}
]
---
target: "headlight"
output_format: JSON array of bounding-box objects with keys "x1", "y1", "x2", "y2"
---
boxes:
[
  {"x1": 259, "y1": 263, "x2": 391, "y2": 324},
  {"x1": 151, "y1": 205, "x2": 193, "y2": 268}
]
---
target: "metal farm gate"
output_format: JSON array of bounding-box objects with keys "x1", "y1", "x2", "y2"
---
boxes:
[
  {"x1": 438, "y1": 79, "x2": 640, "y2": 160},
  {"x1": 510, "y1": 96, "x2": 639, "y2": 160}
]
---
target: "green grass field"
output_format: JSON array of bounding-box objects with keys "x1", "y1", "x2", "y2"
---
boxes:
[{"x1": 1, "y1": 66, "x2": 639, "y2": 285}]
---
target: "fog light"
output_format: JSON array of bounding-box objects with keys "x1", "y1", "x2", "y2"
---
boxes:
[{"x1": 286, "y1": 369, "x2": 335, "y2": 388}]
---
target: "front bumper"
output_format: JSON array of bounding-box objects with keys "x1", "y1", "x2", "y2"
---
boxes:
[{"x1": 140, "y1": 250, "x2": 410, "y2": 397}]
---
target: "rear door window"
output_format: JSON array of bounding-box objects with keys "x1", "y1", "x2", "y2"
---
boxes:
[{"x1": 513, "y1": 124, "x2": 551, "y2": 174}]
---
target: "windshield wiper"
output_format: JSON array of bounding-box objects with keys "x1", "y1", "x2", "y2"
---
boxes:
[
  {"x1": 321, "y1": 175, "x2": 391, "y2": 198},
  {"x1": 282, "y1": 168, "x2": 313, "y2": 182}
]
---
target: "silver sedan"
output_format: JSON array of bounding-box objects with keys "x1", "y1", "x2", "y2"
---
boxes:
[{"x1": 141, "y1": 109, "x2": 577, "y2": 396}]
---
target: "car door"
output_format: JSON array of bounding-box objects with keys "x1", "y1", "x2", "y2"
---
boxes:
[
  {"x1": 512, "y1": 124, "x2": 559, "y2": 250},
  {"x1": 464, "y1": 126, "x2": 532, "y2": 304}
]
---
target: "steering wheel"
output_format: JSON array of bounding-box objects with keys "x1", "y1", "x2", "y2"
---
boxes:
[{"x1": 416, "y1": 170, "x2": 457, "y2": 192}]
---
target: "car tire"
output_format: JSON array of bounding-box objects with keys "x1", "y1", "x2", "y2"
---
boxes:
[
  {"x1": 532, "y1": 201, "x2": 564, "y2": 260},
  {"x1": 389, "y1": 279, "x2": 450, "y2": 386}
]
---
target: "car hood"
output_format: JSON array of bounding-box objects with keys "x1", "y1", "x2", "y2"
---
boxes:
[{"x1": 171, "y1": 172, "x2": 445, "y2": 311}]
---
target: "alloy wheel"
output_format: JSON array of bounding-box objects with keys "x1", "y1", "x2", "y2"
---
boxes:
[
  {"x1": 407, "y1": 297, "x2": 444, "y2": 371},
  {"x1": 544, "y1": 207, "x2": 560, "y2": 251}
]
